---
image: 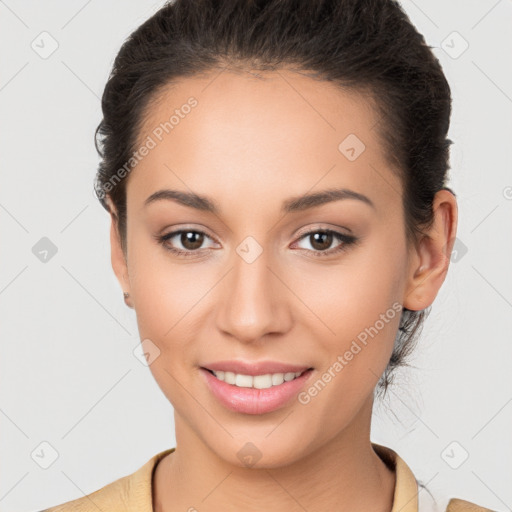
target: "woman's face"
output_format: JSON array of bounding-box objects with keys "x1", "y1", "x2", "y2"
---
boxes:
[{"x1": 111, "y1": 69, "x2": 425, "y2": 467}]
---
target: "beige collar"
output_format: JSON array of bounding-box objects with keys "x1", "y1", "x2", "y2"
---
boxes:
[{"x1": 372, "y1": 442, "x2": 419, "y2": 512}]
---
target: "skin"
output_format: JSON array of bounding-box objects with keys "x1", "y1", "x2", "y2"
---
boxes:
[{"x1": 107, "y1": 68, "x2": 457, "y2": 512}]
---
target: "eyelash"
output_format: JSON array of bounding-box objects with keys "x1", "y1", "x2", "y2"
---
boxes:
[{"x1": 156, "y1": 228, "x2": 358, "y2": 259}]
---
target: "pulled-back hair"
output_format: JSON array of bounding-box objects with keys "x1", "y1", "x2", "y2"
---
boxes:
[{"x1": 94, "y1": 0, "x2": 454, "y2": 398}]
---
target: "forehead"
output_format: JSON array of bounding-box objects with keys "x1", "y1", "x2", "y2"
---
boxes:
[{"x1": 128, "y1": 68, "x2": 401, "y2": 214}]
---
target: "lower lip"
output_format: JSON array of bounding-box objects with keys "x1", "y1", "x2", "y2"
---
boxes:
[{"x1": 200, "y1": 367, "x2": 314, "y2": 415}]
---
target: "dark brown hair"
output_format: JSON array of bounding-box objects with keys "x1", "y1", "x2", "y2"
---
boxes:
[{"x1": 94, "y1": 0, "x2": 454, "y2": 398}]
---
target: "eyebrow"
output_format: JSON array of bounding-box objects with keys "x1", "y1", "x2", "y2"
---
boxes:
[{"x1": 144, "y1": 187, "x2": 376, "y2": 214}]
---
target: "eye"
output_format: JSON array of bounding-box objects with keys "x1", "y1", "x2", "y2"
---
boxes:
[
  {"x1": 292, "y1": 229, "x2": 358, "y2": 257},
  {"x1": 156, "y1": 229, "x2": 218, "y2": 257},
  {"x1": 156, "y1": 227, "x2": 358, "y2": 259}
]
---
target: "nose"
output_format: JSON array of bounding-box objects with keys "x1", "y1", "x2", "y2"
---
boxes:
[{"x1": 215, "y1": 243, "x2": 293, "y2": 344}]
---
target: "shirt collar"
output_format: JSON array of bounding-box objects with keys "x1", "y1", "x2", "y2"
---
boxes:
[{"x1": 373, "y1": 442, "x2": 419, "y2": 512}]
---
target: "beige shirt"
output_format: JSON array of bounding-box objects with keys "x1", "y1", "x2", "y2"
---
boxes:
[{"x1": 40, "y1": 443, "x2": 495, "y2": 512}]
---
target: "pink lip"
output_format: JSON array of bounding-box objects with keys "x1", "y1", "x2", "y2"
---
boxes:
[
  {"x1": 201, "y1": 360, "x2": 312, "y2": 376},
  {"x1": 200, "y1": 367, "x2": 314, "y2": 415}
]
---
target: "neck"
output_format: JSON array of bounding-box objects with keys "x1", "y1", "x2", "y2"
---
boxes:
[{"x1": 153, "y1": 398, "x2": 396, "y2": 512}]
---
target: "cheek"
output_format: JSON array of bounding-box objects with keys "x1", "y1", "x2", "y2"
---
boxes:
[
  {"x1": 126, "y1": 239, "x2": 219, "y2": 385},
  {"x1": 127, "y1": 252, "x2": 206, "y2": 404},
  {"x1": 126, "y1": 227, "x2": 199, "y2": 334},
  {"x1": 290, "y1": 229, "x2": 407, "y2": 411},
  {"x1": 293, "y1": 254, "x2": 403, "y2": 434},
  {"x1": 295, "y1": 230, "x2": 407, "y2": 338},
  {"x1": 131, "y1": 269, "x2": 205, "y2": 349}
]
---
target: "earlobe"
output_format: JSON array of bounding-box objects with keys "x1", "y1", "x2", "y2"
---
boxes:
[{"x1": 403, "y1": 189, "x2": 458, "y2": 311}]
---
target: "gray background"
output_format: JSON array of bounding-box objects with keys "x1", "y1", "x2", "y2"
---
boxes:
[{"x1": 1, "y1": 1, "x2": 511, "y2": 511}]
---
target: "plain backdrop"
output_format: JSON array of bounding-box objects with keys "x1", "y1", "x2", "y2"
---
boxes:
[{"x1": 1, "y1": 1, "x2": 511, "y2": 511}]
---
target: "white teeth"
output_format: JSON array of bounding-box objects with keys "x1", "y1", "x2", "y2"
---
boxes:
[{"x1": 211, "y1": 370, "x2": 304, "y2": 388}]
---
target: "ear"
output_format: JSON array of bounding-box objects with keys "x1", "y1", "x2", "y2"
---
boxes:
[
  {"x1": 403, "y1": 189, "x2": 458, "y2": 311},
  {"x1": 106, "y1": 196, "x2": 133, "y2": 308}
]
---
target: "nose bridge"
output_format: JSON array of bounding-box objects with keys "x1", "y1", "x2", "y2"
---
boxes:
[{"x1": 216, "y1": 236, "x2": 289, "y2": 342}]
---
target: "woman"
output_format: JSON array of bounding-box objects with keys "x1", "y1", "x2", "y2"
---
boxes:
[{"x1": 39, "y1": 0, "x2": 495, "y2": 511}]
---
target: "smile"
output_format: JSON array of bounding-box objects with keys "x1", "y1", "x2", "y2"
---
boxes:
[
  {"x1": 200, "y1": 367, "x2": 314, "y2": 415},
  {"x1": 207, "y1": 369, "x2": 307, "y2": 389}
]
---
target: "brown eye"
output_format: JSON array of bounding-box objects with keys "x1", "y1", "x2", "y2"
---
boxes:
[
  {"x1": 158, "y1": 229, "x2": 217, "y2": 257},
  {"x1": 309, "y1": 231, "x2": 334, "y2": 251},
  {"x1": 179, "y1": 231, "x2": 205, "y2": 250},
  {"x1": 294, "y1": 229, "x2": 358, "y2": 258}
]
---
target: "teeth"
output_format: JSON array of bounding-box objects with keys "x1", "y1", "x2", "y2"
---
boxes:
[{"x1": 211, "y1": 370, "x2": 304, "y2": 389}]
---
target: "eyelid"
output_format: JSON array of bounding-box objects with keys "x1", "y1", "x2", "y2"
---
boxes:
[
  {"x1": 159, "y1": 224, "x2": 219, "y2": 241},
  {"x1": 291, "y1": 227, "x2": 357, "y2": 254},
  {"x1": 293, "y1": 223, "x2": 353, "y2": 239},
  {"x1": 160, "y1": 227, "x2": 220, "y2": 248}
]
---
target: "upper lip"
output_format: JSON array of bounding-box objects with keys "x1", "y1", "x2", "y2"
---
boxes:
[{"x1": 201, "y1": 360, "x2": 313, "y2": 376}]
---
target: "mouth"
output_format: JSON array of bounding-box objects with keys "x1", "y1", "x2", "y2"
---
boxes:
[
  {"x1": 199, "y1": 366, "x2": 315, "y2": 415},
  {"x1": 201, "y1": 367, "x2": 314, "y2": 389}
]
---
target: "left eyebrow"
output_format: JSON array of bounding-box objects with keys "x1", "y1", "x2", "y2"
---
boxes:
[
  {"x1": 282, "y1": 187, "x2": 376, "y2": 213},
  {"x1": 143, "y1": 187, "x2": 376, "y2": 214}
]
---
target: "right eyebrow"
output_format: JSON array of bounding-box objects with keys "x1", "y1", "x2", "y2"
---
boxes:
[{"x1": 144, "y1": 189, "x2": 220, "y2": 213}]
